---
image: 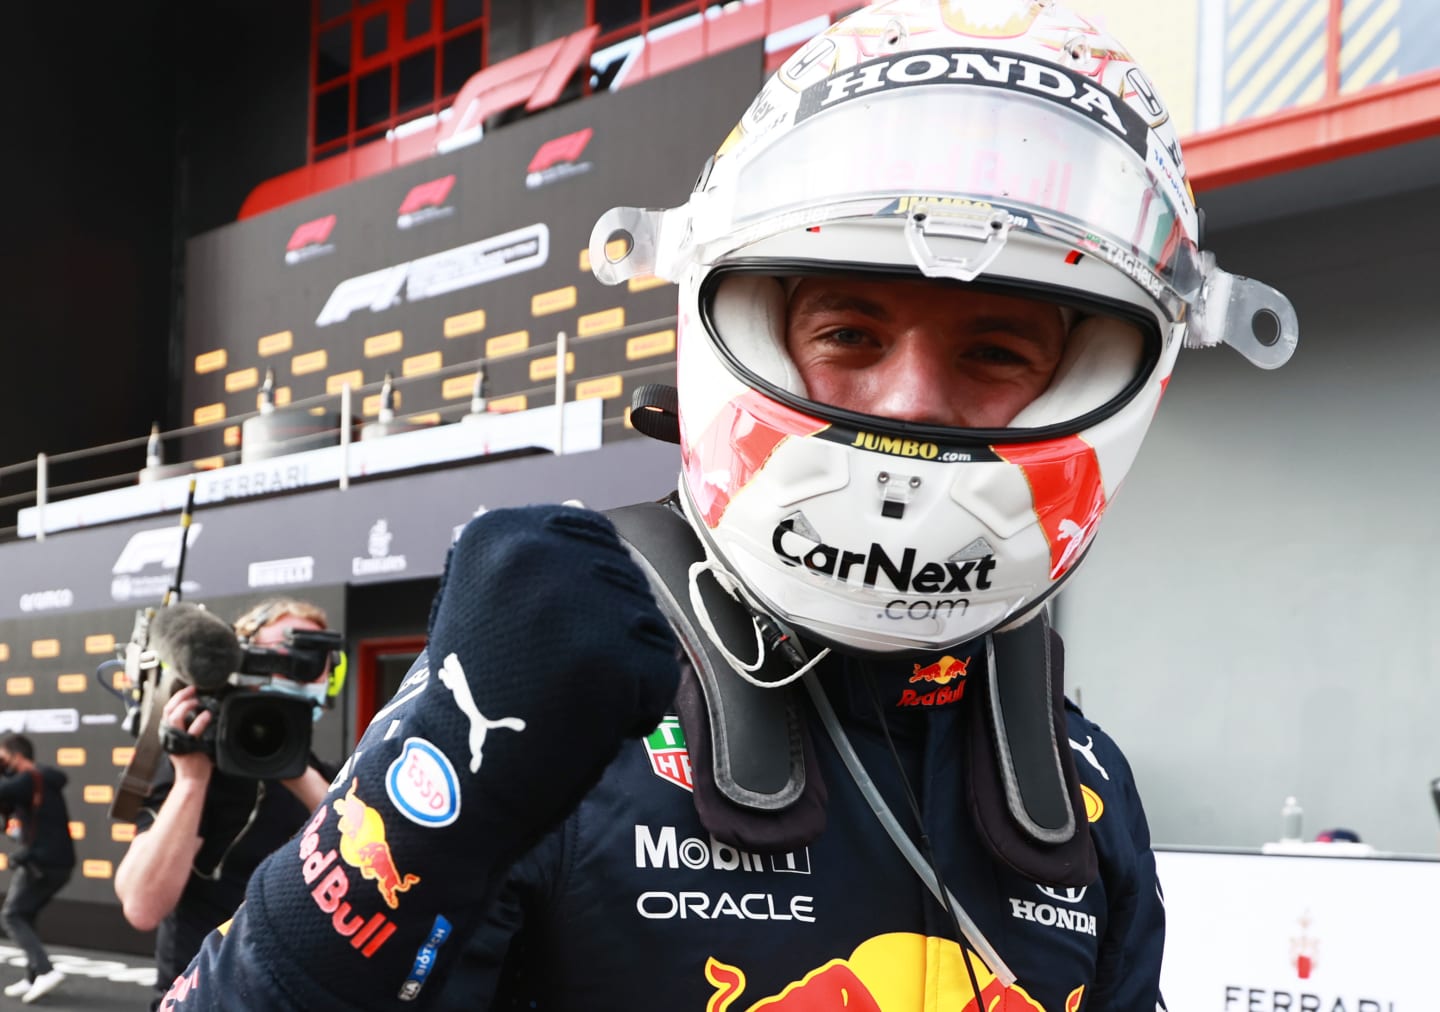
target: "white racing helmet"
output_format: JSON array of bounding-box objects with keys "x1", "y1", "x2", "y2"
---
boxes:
[{"x1": 590, "y1": 0, "x2": 1297, "y2": 656}]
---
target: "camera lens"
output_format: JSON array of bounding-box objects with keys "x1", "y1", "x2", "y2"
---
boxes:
[
  {"x1": 214, "y1": 693, "x2": 314, "y2": 780},
  {"x1": 234, "y1": 702, "x2": 289, "y2": 761}
]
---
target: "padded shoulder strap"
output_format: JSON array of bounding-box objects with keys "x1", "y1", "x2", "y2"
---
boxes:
[
  {"x1": 606, "y1": 500, "x2": 810, "y2": 811},
  {"x1": 965, "y1": 614, "x2": 1098, "y2": 887}
]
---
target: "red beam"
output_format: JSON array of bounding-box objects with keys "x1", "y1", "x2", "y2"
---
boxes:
[{"x1": 1187, "y1": 69, "x2": 1440, "y2": 192}]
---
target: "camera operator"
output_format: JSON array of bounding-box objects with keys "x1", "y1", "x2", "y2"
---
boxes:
[
  {"x1": 0, "y1": 733, "x2": 75, "y2": 1004},
  {"x1": 113, "y1": 598, "x2": 336, "y2": 1011}
]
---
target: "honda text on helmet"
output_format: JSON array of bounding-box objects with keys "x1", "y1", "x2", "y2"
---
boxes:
[{"x1": 591, "y1": 0, "x2": 1297, "y2": 656}]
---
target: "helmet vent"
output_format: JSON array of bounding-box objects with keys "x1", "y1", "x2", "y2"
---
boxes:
[
  {"x1": 952, "y1": 537, "x2": 996, "y2": 562},
  {"x1": 781, "y1": 511, "x2": 822, "y2": 543},
  {"x1": 1063, "y1": 35, "x2": 1091, "y2": 67},
  {"x1": 877, "y1": 471, "x2": 920, "y2": 519},
  {"x1": 882, "y1": 18, "x2": 907, "y2": 49}
]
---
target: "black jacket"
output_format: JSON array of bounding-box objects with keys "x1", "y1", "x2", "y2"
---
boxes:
[
  {"x1": 136, "y1": 759, "x2": 329, "y2": 1008},
  {"x1": 0, "y1": 763, "x2": 76, "y2": 870}
]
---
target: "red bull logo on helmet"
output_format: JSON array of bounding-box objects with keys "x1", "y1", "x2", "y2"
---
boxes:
[{"x1": 704, "y1": 933, "x2": 1046, "y2": 1011}]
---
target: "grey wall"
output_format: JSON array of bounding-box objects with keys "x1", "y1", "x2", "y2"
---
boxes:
[{"x1": 1058, "y1": 182, "x2": 1440, "y2": 855}]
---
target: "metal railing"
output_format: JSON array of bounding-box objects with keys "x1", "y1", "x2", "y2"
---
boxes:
[{"x1": 0, "y1": 315, "x2": 678, "y2": 542}]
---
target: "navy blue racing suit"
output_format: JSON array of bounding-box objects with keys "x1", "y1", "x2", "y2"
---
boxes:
[{"x1": 164, "y1": 645, "x2": 1165, "y2": 1011}]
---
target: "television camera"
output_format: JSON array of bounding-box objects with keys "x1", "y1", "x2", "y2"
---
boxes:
[{"x1": 100, "y1": 602, "x2": 343, "y2": 782}]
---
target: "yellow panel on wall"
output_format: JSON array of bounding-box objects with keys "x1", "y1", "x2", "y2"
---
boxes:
[
  {"x1": 529, "y1": 353, "x2": 576, "y2": 382},
  {"x1": 403, "y1": 352, "x2": 442, "y2": 377},
  {"x1": 83, "y1": 860, "x2": 114, "y2": 879},
  {"x1": 628, "y1": 274, "x2": 670, "y2": 293},
  {"x1": 6, "y1": 677, "x2": 33, "y2": 696},
  {"x1": 442, "y1": 374, "x2": 478, "y2": 400},
  {"x1": 84, "y1": 634, "x2": 115, "y2": 655},
  {"x1": 112, "y1": 823, "x2": 136, "y2": 843},
  {"x1": 444, "y1": 309, "x2": 487, "y2": 338},
  {"x1": 293, "y1": 350, "x2": 328, "y2": 375},
  {"x1": 258, "y1": 330, "x2": 294, "y2": 357},
  {"x1": 488, "y1": 395, "x2": 528, "y2": 413},
  {"x1": 31, "y1": 639, "x2": 59, "y2": 659},
  {"x1": 195, "y1": 349, "x2": 228, "y2": 374},
  {"x1": 487, "y1": 331, "x2": 530, "y2": 358},
  {"x1": 57, "y1": 748, "x2": 85, "y2": 766},
  {"x1": 226, "y1": 367, "x2": 259, "y2": 393},
  {"x1": 363, "y1": 391, "x2": 402, "y2": 417},
  {"x1": 113, "y1": 746, "x2": 134, "y2": 766},
  {"x1": 627, "y1": 330, "x2": 676, "y2": 360},
  {"x1": 365, "y1": 331, "x2": 404, "y2": 357},
  {"x1": 57, "y1": 674, "x2": 87, "y2": 693},
  {"x1": 194, "y1": 403, "x2": 226, "y2": 426},
  {"x1": 327, "y1": 369, "x2": 365, "y2": 394},
  {"x1": 83, "y1": 785, "x2": 114, "y2": 804},
  {"x1": 531, "y1": 286, "x2": 578, "y2": 316},
  {"x1": 578, "y1": 307, "x2": 625, "y2": 337},
  {"x1": 576, "y1": 375, "x2": 623, "y2": 401}
]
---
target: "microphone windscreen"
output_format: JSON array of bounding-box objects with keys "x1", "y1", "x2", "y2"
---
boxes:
[{"x1": 150, "y1": 603, "x2": 243, "y2": 691}]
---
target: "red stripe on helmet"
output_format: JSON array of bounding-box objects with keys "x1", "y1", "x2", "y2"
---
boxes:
[
  {"x1": 683, "y1": 391, "x2": 827, "y2": 528},
  {"x1": 995, "y1": 436, "x2": 1107, "y2": 581}
]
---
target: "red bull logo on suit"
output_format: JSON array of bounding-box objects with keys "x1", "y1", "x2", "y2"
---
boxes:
[
  {"x1": 295, "y1": 803, "x2": 400, "y2": 959},
  {"x1": 334, "y1": 778, "x2": 422, "y2": 909},
  {"x1": 703, "y1": 933, "x2": 1048, "y2": 1011}
]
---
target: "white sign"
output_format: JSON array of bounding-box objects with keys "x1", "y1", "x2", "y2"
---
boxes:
[
  {"x1": 18, "y1": 400, "x2": 603, "y2": 538},
  {"x1": 1157, "y1": 847, "x2": 1440, "y2": 1009},
  {"x1": 0, "y1": 709, "x2": 81, "y2": 734},
  {"x1": 248, "y1": 555, "x2": 316, "y2": 588}
]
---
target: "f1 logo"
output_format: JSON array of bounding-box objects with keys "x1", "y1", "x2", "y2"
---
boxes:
[
  {"x1": 286, "y1": 214, "x2": 337, "y2": 252},
  {"x1": 112, "y1": 524, "x2": 203, "y2": 575},
  {"x1": 398, "y1": 175, "x2": 456, "y2": 216},
  {"x1": 527, "y1": 128, "x2": 592, "y2": 175}
]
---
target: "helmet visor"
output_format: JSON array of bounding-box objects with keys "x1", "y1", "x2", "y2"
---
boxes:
[
  {"x1": 703, "y1": 270, "x2": 1153, "y2": 438},
  {"x1": 693, "y1": 81, "x2": 1200, "y2": 308}
]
